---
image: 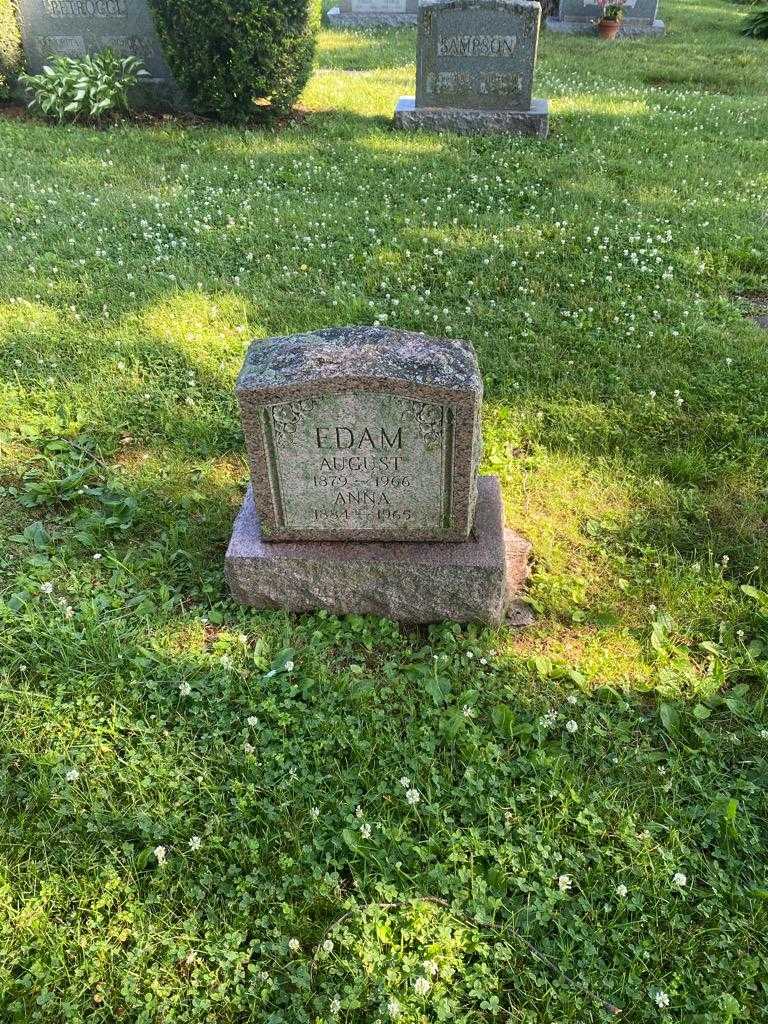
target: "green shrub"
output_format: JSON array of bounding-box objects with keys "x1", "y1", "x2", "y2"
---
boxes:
[
  {"x1": 147, "y1": 0, "x2": 318, "y2": 123},
  {"x1": 742, "y1": 4, "x2": 768, "y2": 35},
  {"x1": 18, "y1": 50, "x2": 148, "y2": 123},
  {"x1": 0, "y1": 0, "x2": 23, "y2": 99}
]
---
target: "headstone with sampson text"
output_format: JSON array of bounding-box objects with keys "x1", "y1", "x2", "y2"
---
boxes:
[{"x1": 394, "y1": 0, "x2": 549, "y2": 137}]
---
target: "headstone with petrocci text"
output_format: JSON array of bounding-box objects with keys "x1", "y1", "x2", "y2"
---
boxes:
[{"x1": 15, "y1": 0, "x2": 186, "y2": 108}]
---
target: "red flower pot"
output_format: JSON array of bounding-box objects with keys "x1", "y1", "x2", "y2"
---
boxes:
[{"x1": 598, "y1": 17, "x2": 621, "y2": 38}]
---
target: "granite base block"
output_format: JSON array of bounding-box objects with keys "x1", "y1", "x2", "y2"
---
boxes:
[
  {"x1": 327, "y1": 6, "x2": 417, "y2": 26},
  {"x1": 225, "y1": 476, "x2": 532, "y2": 625},
  {"x1": 545, "y1": 16, "x2": 665, "y2": 34},
  {"x1": 394, "y1": 97, "x2": 549, "y2": 138}
]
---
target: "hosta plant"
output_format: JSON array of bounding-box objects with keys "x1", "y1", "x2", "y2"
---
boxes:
[{"x1": 19, "y1": 50, "x2": 148, "y2": 123}]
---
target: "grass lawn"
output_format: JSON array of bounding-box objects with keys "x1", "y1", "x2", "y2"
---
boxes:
[{"x1": 1, "y1": 0, "x2": 768, "y2": 1019}]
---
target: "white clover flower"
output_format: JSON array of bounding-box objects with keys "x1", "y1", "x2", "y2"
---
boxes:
[
  {"x1": 565, "y1": 720, "x2": 578, "y2": 734},
  {"x1": 405, "y1": 788, "x2": 420, "y2": 806},
  {"x1": 64, "y1": 605, "x2": 74, "y2": 619},
  {"x1": 399, "y1": 777, "x2": 411, "y2": 788},
  {"x1": 355, "y1": 805, "x2": 364, "y2": 818},
  {"x1": 654, "y1": 991, "x2": 670, "y2": 1008},
  {"x1": 243, "y1": 742, "x2": 255, "y2": 755},
  {"x1": 462, "y1": 705, "x2": 475, "y2": 718},
  {"x1": 40, "y1": 582, "x2": 53, "y2": 595},
  {"x1": 65, "y1": 768, "x2": 79, "y2": 782},
  {"x1": 330, "y1": 996, "x2": 341, "y2": 1014},
  {"x1": 188, "y1": 835, "x2": 202, "y2": 852},
  {"x1": 179, "y1": 681, "x2": 192, "y2": 697},
  {"x1": 310, "y1": 806, "x2": 320, "y2": 820},
  {"x1": 760, "y1": 729, "x2": 768, "y2": 740},
  {"x1": 672, "y1": 872, "x2": 687, "y2": 888},
  {"x1": 288, "y1": 937, "x2": 300, "y2": 952},
  {"x1": 387, "y1": 997, "x2": 401, "y2": 1018},
  {"x1": 557, "y1": 874, "x2": 573, "y2": 892},
  {"x1": 360, "y1": 823, "x2": 372, "y2": 840},
  {"x1": 615, "y1": 883, "x2": 628, "y2": 898},
  {"x1": 154, "y1": 845, "x2": 167, "y2": 865},
  {"x1": 422, "y1": 959, "x2": 439, "y2": 976},
  {"x1": 322, "y1": 938, "x2": 334, "y2": 954},
  {"x1": 567, "y1": 694, "x2": 578, "y2": 705},
  {"x1": 414, "y1": 976, "x2": 431, "y2": 996},
  {"x1": 247, "y1": 715, "x2": 259, "y2": 727},
  {"x1": 284, "y1": 660, "x2": 295, "y2": 672}
]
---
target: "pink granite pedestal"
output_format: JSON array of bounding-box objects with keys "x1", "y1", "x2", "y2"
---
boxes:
[{"x1": 226, "y1": 475, "x2": 532, "y2": 626}]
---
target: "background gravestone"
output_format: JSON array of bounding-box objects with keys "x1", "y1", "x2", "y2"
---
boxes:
[
  {"x1": 546, "y1": 0, "x2": 664, "y2": 35},
  {"x1": 14, "y1": 0, "x2": 185, "y2": 108},
  {"x1": 226, "y1": 325, "x2": 533, "y2": 625},
  {"x1": 327, "y1": 0, "x2": 418, "y2": 28},
  {"x1": 394, "y1": 0, "x2": 549, "y2": 137}
]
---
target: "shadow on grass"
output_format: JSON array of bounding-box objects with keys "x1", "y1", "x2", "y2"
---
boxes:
[{"x1": 2, "y1": 85, "x2": 767, "y2": 659}]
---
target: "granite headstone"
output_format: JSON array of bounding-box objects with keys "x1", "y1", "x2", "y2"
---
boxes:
[
  {"x1": 394, "y1": 0, "x2": 549, "y2": 137},
  {"x1": 234, "y1": 325, "x2": 483, "y2": 543},
  {"x1": 15, "y1": 0, "x2": 185, "y2": 108},
  {"x1": 546, "y1": 0, "x2": 664, "y2": 35},
  {"x1": 327, "y1": 0, "x2": 418, "y2": 28},
  {"x1": 226, "y1": 325, "x2": 533, "y2": 625}
]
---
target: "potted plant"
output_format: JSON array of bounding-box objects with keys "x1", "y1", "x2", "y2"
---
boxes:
[{"x1": 596, "y1": 0, "x2": 625, "y2": 38}]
